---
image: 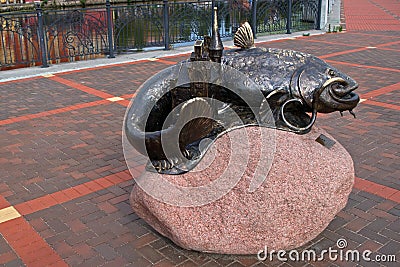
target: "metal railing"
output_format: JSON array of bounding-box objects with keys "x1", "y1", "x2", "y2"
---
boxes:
[
  {"x1": 0, "y1": 0, "x2": 322, "y2": 70},
  {"x1": 0, "y1": 0, "x2": 26, "y2": 6}
]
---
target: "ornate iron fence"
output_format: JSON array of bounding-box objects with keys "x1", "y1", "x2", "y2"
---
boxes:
[
  {"x1": 1, "y1": 0, "x2": 322, "y2": 70},
  {"x1": 113, "y1": 3, "x2": 164, "y2": 52},
  {"x1": 291, "y1": 0, "x2": 319, "y2": 31},
  {"x1": 168, "y1": 1, "x2": 210, "y2": 43},
  {"x1": 44, "y1": 8, "x2": 109, "y2": 63},
  {"x1": 0, "y1": 12, "x2": 42, "y2": 69},
  {"x1": 255, "y1": 0, "x2": 288, "y2": 34},
  {"x1": 215, "y1": 0, "x2": 251, "y2": 38}
]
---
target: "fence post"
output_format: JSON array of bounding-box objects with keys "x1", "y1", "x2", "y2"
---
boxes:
[
  {"x1": 251, "y1": 0, "x2": 257, "y2": 39},
  {"x1": 211, "y1": 0, "x2": 215, "y2": 28},
  {"x1": 106, "y1": 0, "x2": 115, "y2": 58},
  {"x1": 316, "y1": 0, "x2": 323, "y2": 30},
  {"x1": 163, "y1": 0, "x2": 170, "y2": 50},
  {"x1": 35, "y1": 2, "x2": 48, "y2": 68},
  {"x1": 286, "y1": 0, "x2": 292, "y2": 34}
]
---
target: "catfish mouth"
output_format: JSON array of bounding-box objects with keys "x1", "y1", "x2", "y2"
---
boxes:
[{"x1": 323, "y1": 77, "x2": 359, "y2": 107}]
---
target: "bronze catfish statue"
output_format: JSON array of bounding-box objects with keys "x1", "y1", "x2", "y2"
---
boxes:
[{"x1": 124, "y1": 21, "x2": 360, "y2": 175}]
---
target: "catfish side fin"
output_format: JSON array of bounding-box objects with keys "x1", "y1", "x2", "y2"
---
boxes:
[{"x1": 234, "y1": 22, "x2": 254, "y2": 49}]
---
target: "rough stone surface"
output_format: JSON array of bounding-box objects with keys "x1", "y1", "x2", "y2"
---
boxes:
[{"x1": 130, "y1": 126, "x2": 355, "y2": 254}]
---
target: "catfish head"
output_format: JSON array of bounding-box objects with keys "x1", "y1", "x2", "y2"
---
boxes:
[{"x1": 291, "y1": 57, "x2": 360, "y2": 116}]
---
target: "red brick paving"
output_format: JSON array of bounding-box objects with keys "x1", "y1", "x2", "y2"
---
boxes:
[
  {"x1": 0, "y1": 78, "x2": 102, "y2": 120},
  {"x1": 0, "y1": 217, "x2": 68, "y2": 266},
  {"x1": 362, "y1": 82, "x2": 400, "y2": 99},
  {"x1": 0, "y1": 100, "x2": 111, "y2": 126},
  {"x1": 58, "y1": 61, "x2": 169, "y2": 97},
  {"x1": 325, "y1": 59, "x2": 400, "y2": 73},
  {"x1": 344, "y1": 0, "x2": 400, "y2": 31},
  {"x1": 363, "y1": 100, "x2": 400, "y2": 111},
  {"x1": 48, "y1": 76, "x2": 115, "y2": 99},
  {"x1": 355, "y1": 177, "x2": 399, "y2": 202},
  {"x1": 1, "y1": 0, "x2": 399, "y2": 266}
]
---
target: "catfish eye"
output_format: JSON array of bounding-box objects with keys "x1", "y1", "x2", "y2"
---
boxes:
[{"x1": 328, "y1": 69, "x2": 336, "y2": 77}]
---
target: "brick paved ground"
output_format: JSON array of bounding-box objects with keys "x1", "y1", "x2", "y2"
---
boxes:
[{"x1": 1, "y1": 0, "x2": 399, "y2": 266}]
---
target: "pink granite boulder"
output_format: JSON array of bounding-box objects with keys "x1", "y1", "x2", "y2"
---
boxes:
[{"x1": 129, "y1": 125, "x2": 354, "y2": 254}]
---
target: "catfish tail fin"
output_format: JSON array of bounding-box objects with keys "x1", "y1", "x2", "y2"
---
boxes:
[{"x1": 177, "y1": 98, "x2": 215, "y2": 149}]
